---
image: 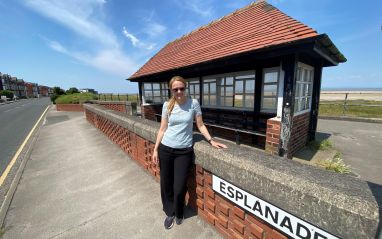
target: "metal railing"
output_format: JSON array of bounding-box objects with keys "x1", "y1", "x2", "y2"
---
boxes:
[{"x1": 97, "y1": 93, "x2": 140, "y2": 104}]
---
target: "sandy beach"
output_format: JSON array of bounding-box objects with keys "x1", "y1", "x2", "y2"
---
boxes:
[{"x1": 320, "y1": 91, "x2": 382, "y2": 101}]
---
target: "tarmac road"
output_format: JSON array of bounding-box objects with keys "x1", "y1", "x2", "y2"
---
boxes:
[
  {"x1": 317, "y1": 119, "x2": 382, "y2": 185},
  {"x1": 0, "y1": 98, "x2": 51, "y2": 175}
]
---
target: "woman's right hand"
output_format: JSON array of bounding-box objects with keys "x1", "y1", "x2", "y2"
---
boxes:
[{"x1": 152, "y1": 149, "x2": 159, "y2": 165}]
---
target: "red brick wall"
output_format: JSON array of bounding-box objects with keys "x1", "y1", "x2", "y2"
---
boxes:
[
  {"x1": 288, "y1": 112, "x2": 310, "y2": 158},
  {"x1": 85, "y1": 109, "x2": 289, "y2": 239},
  {"x1": 265, "y1": 117, "x2": 281, "y2": 155},
  {"x1": 56, "y1": 104, "x2": 84, "y2": 112},
  {"x1": 97, "y1": 102, "x2": 126, "y2": 113}
]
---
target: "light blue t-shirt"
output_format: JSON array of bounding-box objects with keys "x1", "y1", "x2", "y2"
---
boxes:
[{"x1": 161, "y1": 98, "x2": 202, "y2": 148}]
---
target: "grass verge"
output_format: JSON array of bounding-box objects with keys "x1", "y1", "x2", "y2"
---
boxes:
[
  {"x1": 319, "y1": 100, "x2": 382, "y2": 118},
  {"x1": 55, "y1": 93, "x2": 98, "y2": 104}
]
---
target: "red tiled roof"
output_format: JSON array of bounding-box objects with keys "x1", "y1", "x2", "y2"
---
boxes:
[{"x1": 129, "y1": 1, "x2": 318, "y2": 80}]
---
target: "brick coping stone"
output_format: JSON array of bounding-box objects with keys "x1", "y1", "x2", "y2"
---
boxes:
[{"x1": 83, "y1": 103, "x2": 381, "y2": 239}]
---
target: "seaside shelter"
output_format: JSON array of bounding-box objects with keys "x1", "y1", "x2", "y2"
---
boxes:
[{"x1": 127, "y1": 1, "x2": 346, "y2": 158}]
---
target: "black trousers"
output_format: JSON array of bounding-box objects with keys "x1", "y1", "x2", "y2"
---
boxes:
[{"x1": 158, "y1": 143, "x2": 193, "y2": 218}]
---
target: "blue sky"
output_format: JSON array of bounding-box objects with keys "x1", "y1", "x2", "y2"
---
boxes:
[{"x1": 0, "y1": 0, "x2": 381, "y2": 93}]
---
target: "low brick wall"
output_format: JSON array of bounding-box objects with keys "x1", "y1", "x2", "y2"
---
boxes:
[
  {"x1": 56, "y1": 103, "x2": 84, "y2": 112},
  {"x1": 84, "y1": 104, "x2": 381, "y2": 239}
]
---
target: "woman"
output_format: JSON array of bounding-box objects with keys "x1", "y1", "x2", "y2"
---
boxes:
[{"x1": 152, "y1": 76, "x2": 227, "y2": 230}]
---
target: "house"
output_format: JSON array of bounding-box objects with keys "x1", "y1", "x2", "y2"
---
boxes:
[
  {"x1": 80, "y1": 88, "x2": 98, "y2": 94},
  {"x1": 25, "y1": 82, "x2": 39, "y2": 98},
  {"x1": 38, "y1": 85, "x2": 50, "y2": 97},
  {"x1": 127, "y1": 1, "x2": 346, "y2": 158}
]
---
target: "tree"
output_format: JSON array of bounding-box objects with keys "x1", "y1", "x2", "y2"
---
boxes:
[
  {"x1": 0, "y1": 90, "x2": 14, "y2": 99},
  {"x1": 52, "y1": 86, "x2": 65, "y2": 95},
  {"x1": 50, "y1": 86, "x2": 66, "y2": 104},
  {"x1": 66, "y1": 87, "x2": 79, "y2": 94}
]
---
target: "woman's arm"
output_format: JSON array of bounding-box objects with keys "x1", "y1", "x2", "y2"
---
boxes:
[
  {"x1": 152, "y1": 117, "x2": 168, "y2": 164},
  {"x1": 195, "y1": 115, "x2": 227, "y2": 149}
]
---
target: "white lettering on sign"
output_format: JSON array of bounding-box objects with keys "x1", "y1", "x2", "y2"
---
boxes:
[{"x1": 212, "y1": 175, "x2": 340, "y2": 239}]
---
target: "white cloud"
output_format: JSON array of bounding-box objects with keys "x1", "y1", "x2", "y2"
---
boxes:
[
  {"x1": 122, "y1": 27, "x2": 140, "y2": 47},
  {"x1": 47, "y1": 40, "x2": 68, "y2": 54},
  {"x1": 143, "y1": 22, "x2": 166, "y2": 39},
  {"x1": 122, "y1": 27, "x2": 156, "y2": 50},
  {"x1": 185, "y1": 0, "x2": 214, "y2": 17},
  {"x1": 46, "y1": 39, "x2": 138, "y2": 76},
  {"x1": 23, "y1": 0, "x2": 139, "y2": 77},
  {"x1": 173, "y1": 0, "x2": 214, "y2": 17}
]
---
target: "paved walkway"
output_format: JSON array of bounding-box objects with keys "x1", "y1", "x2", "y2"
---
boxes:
[{"x1": 2, "y1": 109, "x2": 221, "y2": 239}]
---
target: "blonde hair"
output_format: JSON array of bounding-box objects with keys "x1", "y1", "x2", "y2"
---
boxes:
[{"x1": 167, "y1": 76, "x2": 187, "y2": 116}]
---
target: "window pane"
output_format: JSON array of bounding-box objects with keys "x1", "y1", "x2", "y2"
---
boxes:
[
  {"x1": 236, "y1": 74, "x2": 255, "y2": 79},
  {"x1": 264, "y1": 71, "x2": 278, "y2": 83},
  {"x1": 262, "y1": 98, "x2": 277, "y2": 110},
  {"x1": 203, "y1": 83, "x2": 209, "y2": 93},
  {"x1": 234, "y1": 94, "x2": 243, "y2": 107},
  {"x1": 309, "y1": 70, "x2": 314, "y2": 83},
  {"x1": 144, "y1": 83, "x2": 152, "y2": 90},
  {"x1": 301, "y1": 98, "x2": 306, "y2": 110},
  {"x1": 294, "y1": 99, "x2": 299, "y2": 113},
  {"x1": 297, "y1": 67, "x2": 302, "y2": 82},
  {"x1": 245, "y1": 94, "x2": 254, "y2": 108},
  {"x1": 246, "y1": 80, "x2": 255, "y2": 94},
  {"x1": 226, "y1": 86, "x2": 233, "y2": 96},
  {"x1": 308, "y1": 83, "x2": 312, "y2": 97},
  {"x1": 144, "y1": 91, "x2": 152, "y2": 98},
  {"x1": 305, "y1": 97, "x2": 311, "y2": 110},
  {"x1": 210, "y1": 94, "x2": 216, "y2": 105},
  {"x1": 235, "y1": 80, "x2": 243, "y2": 94},
  {"x1": 303, "y1": 69, "x2": 308, "y2": 82},
  {"x1": 203, "y1": 95, "x2": 209, "y2": 105},
  {"x1": 220, "y1": 87, "x2": 225, "y2": 96},
  {"x1": 195, "y1": 85, "x2": 200, "y2": 94},
  {"x1": 153, "y1": 90, "x2": 160, "y2": 96},
  {"x1": 263, "y1": 85, "x2": 277, "y2": 97},
  {"x1": 152, "y1": 83, "x2": 160, "y2": 90},
  {"x1": 226, "y1": 77, "x2": 234, "y2": 85},
  {"x1": 210, "y1": 83, "x2": 216, "y2": 94},
  {"x1": 161, "y1": 83, "x2": 168, "y2": 90},
  {"x1": 295, "y1": 83, "x2": 302, "y2": 97},
  {"x1": 224, "y1": 97, "x2": 233, "y2": 107}
]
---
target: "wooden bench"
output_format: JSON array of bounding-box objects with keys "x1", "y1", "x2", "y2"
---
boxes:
[
  {"x1": 154, "y1": 113, "x2": 266, "y2": 145},
  {"x1": 203, "y1": 122, "x2": 266, "y2": 145}
]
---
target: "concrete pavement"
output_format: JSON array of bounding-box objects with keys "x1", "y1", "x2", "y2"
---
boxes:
[
  {"x1": 2, "y1": 109, "x2": 221, "y2": 239},
  {"x1": 317, "y1": 119, "x2": 382, "y2": 185}
]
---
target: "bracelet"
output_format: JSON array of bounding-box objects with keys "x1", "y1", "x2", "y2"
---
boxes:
[{"x1": 208, "y1": 137, "x2": 214, "y2": 144}]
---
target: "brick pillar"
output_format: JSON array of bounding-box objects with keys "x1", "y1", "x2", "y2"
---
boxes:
[
  {"x1": 265, "y1": 117, "x2": 281, "y2": 155},
  {"x1": 125, "y1": 102, "x2": 137, "y2": 116},
  {"x1": 141, "y1": 104, "x2": 163, "y2": 121}
]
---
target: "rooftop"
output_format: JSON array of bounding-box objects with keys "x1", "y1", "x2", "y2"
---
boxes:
[{"x1": 129, "y1": 1, "x2": 338, "y2": 80}]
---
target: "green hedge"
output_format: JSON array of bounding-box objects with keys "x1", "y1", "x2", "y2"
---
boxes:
[{"x1": 55, "y1": 93, "x2": 98, "y2": 104}]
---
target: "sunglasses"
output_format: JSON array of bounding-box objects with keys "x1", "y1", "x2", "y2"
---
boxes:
[{"x1": 172, "y1": 87, "x2": 185, "y2": 93}]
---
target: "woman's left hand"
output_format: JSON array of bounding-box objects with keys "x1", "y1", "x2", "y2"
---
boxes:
[{"x1": 210, "y1": 140, "x2": 227, "y2": 149}]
